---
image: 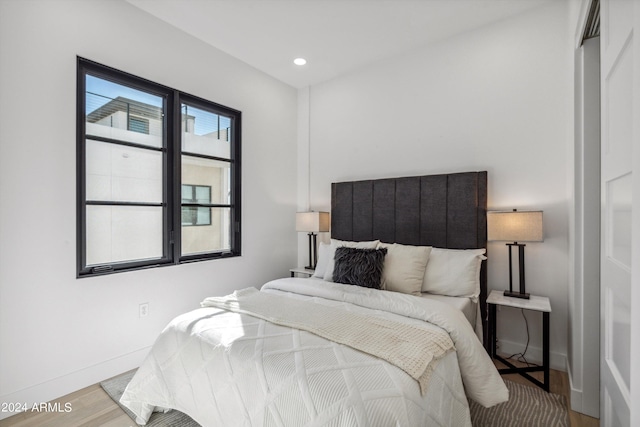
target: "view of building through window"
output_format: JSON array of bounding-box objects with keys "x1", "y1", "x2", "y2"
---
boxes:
[
  {"x1": 78, "y1": 59, "x2": 240, "y2": 276},
  {"x1": 179, "y1": 102, "x2": 232, "y2": 256},
  {"x1": 84, "y1": 77, "x2": 164, "y2": 266},
  {"x1": 181, "y1": 184, "x2": 212, "y2": 226}
]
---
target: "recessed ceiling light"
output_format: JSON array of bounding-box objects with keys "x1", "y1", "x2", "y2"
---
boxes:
[{"x1": 293, "y1": 58, "x2": 307, "y2": 66}]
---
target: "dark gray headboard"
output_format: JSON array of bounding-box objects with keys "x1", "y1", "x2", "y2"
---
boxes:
[{"x1": 331, "y1": 171, "x2": 488, "y2": 348}]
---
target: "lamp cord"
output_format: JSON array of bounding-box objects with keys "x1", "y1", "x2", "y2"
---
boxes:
[
  {"x1": 506, "y1": 309, "x2": 539, "y2": 367},
  {"x1": 307, "y1": 87, "x2": 312, "y2": 209}
]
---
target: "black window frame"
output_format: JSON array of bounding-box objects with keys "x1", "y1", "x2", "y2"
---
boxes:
[{"x1": 77, "y1": 57, "x2": 241, "y2": 277}]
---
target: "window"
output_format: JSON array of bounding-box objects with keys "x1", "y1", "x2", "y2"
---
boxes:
[
  {"x1": 128, "y1": 116, "x2": 149, "y2": 134},
  {"x1": 181, "y1": 185, "x2": 211, "y2": 226},
  {"x1": 77, "y1": 58, "x2": 241, "y2": 277}
]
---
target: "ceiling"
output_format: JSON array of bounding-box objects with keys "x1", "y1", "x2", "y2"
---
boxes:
[{"x1": 127, "y1": 0, "x2": 552, "y2": 88}]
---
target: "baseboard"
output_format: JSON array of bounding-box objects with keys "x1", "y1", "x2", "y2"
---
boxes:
[
  {"x1": 0, "y1": 346, "x2": 151, "y2": 421},
  {"x1": 496, "y1": 338, "x2": 566, "y2": 372}
]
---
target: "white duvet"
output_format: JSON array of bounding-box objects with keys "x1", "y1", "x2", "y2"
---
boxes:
[{"x1": 120, "y1": 278, "x2": 508, "y2": 426}]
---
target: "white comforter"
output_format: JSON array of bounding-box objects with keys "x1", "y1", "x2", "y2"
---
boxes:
[{"x1": 120, "y1": 278, "x2": 507, "y2": 426}]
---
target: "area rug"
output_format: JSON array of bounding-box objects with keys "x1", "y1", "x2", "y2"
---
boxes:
[
  {"x1": 100, "y1": 370, "x2": 199, "y2": 427},
  {"x1": 468, "y1": 379, "x2": 569, "y2": 427},
  {"x1": 101, "y1": 371, "x2": 569, "y2": 426}
]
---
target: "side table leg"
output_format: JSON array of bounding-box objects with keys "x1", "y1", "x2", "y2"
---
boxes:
[
  {"x1": 543, "y1": 311, "x2": 550, "y2": 391},
  {"x1": 489, "y1": 303, "x2": 496, "y2": 358}
]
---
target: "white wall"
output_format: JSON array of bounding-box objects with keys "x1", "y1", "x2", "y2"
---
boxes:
[
  {"x1": 300, "y1": 1, "x2": 573, "y2": 369},
  {"x1": 0, "y1": 0, "x2": 297, "y2": 417}
]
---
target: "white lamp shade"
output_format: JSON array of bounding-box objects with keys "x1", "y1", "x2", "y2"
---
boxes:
[
  {"x1": 487, "y1": 210, "x2": 543, "y2": 242},
  {"x1": 296, "y1": 211, "x2": 330, "y2": 233}
]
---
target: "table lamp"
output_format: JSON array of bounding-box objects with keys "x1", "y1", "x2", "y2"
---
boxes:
[
  {"x1": 296, "y1": 211, "x2": 330, "y2": 269},
  {"x1": 488, "y1": 209, "x2": 543, "y2": 299}
]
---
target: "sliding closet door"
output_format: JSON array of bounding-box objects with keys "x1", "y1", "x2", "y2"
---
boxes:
[{"x1": 599, "y1": 0, "x2": 638, "y2": 425}]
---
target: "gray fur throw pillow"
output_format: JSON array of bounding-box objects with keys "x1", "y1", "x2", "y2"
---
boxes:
[{"x1": 332, "y1": 247, "x2": 387, "y2": 289}]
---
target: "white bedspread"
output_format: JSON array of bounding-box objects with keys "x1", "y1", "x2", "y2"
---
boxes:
[
  {"x1": 201, "y1": 287, "x2": 454, "y2": 394},
  {"x1": 261, "y1": 279, "x2": 508, "y2": 408},
  {"x1": 120, "y1": 278, "x2": 507, "y2": 426}
]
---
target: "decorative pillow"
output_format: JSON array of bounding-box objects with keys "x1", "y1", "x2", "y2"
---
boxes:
[
  {"x1": 421, "y1": 247, "x2": 487, "y2": 299},
  {"x1": 312, "y1": 242, "x2": 330, "y2": 279},
  {"x1": 377, "y1": 242, "x2": 431, "y2": 295},
  {"x1": 323, "y1": 239, "x2": 380, "y2": 282},
  {"x1": 332, "y1": 247, "x2": 388, "y2": 289}
]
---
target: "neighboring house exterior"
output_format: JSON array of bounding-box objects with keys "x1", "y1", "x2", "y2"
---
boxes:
[{"x1": 85, "y1": 96, "x2": 231, "y2": 263}]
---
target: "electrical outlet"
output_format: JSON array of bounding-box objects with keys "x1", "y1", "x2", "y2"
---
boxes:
[{"x1": 139, "y1": 303, "x2": 149, "y2": 318}]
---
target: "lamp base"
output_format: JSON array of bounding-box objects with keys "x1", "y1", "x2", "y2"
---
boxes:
[
  {"x1": 504, "y1": 290, "x2": 530, "y2": 299},
  {"x1": 306, "y1": 232, "x2": 318, "y2": 270}
]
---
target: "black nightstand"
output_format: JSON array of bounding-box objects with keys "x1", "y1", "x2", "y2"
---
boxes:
[{"x1": 487, "y1": 289, "x2": 551, "y2": 391}]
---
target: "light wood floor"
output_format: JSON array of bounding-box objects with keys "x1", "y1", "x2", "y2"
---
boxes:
[{"x1": 1, "y1": 362, "x2": 600, "y2": 427}]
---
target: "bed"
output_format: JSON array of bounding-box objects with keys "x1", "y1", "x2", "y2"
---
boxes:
[{"x1": 120, "y1": 171, "x2": 508, "y2": 426}]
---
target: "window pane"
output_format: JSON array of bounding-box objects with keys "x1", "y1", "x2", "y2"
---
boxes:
[
  {"x1": 86, "y1": 139, "x2": 162, "y2": 203},
  {"x1": 181, "y1": 103, "x2": 231, "y2": 158},
  {"x1": 195, "y1": 186, "x2": 210, "y2": 203},
  {"x1": 181, "y1": 207, "x2": 211, "y2": 226},
  {"x1": 182, "y1": 207, "x2": 231, "y2": 255},
  {"x1": 182, "y1": 156, "x2": 231, "y2": 204},
  {"x1": 196, "y1": 207, "x2": 211, "y2": 225},
  {"x1": 86, "y1": 205, "x2": 163, "y2": 265},
  {"x1": 181, "y1": 184, "x2": 192, "y2": 202},
  {"x1": 181, "y1": 206, "x2": 196, "y2": 225},
  {"x1": 86, "y1": 75, "x2": 163, "y2": 148}
]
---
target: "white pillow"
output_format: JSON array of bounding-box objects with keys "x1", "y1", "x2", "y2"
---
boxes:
[
  {"x1": 323, "y1": 239, "x2": 380, "y2": 282},
  {"x1": 312, "y1": 242, "x2": 330, "y2": 279},
  {"x1": 421, "y1": 247, "x2": 487, "y2": 299},
  {"x1": 378, "y1": 242, "x2": 431, "y2": 295}
]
